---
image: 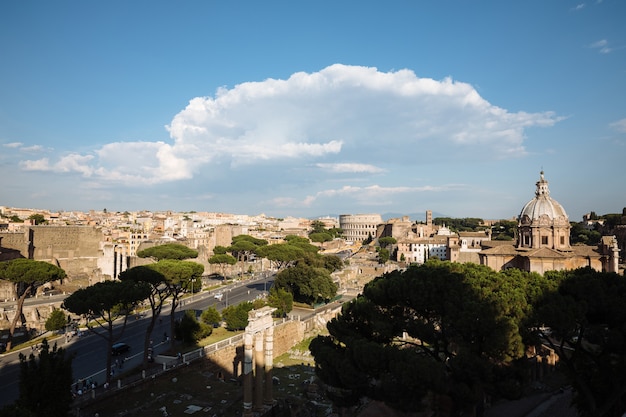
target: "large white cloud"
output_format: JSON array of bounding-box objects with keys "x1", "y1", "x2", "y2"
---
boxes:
[{"x1": 20, "y1": 64, "x2": 560, "y2": 187}]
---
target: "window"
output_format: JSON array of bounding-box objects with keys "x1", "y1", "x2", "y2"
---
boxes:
[{"x1": 541, "y1": 236, "x2": 548, "y2": 245}]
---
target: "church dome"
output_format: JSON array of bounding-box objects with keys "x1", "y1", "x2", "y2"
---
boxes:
[
  {"x1": 519, "y1": 171, "x2": 568, "y2": 223},
  {"x1": 517, "y1": 171, "x2": 571, "y2": 251}
]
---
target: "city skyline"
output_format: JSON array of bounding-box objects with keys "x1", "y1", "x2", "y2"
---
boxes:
[{"x1": 1, "y1": 1, "x2": 625, "y2": 221}]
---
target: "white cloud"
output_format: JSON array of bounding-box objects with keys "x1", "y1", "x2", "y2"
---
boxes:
[
  {"x1": 20, "y1": 145, "x2": 46, "y2": 152},
  {"x1": 315, "y1": 163, "x2": 385, "y2": 174},
  {"x1": 590, "y1": 39, "x2": 611, "y2": 54},
  {"x1": 572, "y1": 3, "x2": 585, "y2": 11},
  {"x1": 610, "y1": 118, "x2": 626, "y2": 133},
  {"x1": 3, "y1": 142, "x2": 23, "y2": 148},
  {"x1": 294, "y1": 184, "x2": 453, "y2": 208},
  {"x1": 17, "y1": 64, "x2": 560, "y2": 189},
  {"x1": 21, "y1": 154, "x2": 94, "y2": 176},
  {"x1": 20, "y1": 158, "x2": 51, "y2": 171}
]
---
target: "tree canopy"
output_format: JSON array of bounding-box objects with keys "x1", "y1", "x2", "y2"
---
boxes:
[
  {"x1": 208, "y1": 253, "x2": 237, "y2": 278},
  {"x1": 62, "y1": 279, "x2": 151, "y2": 382},
  {"x1": 14, "y1": 339, "x2": 73, "y2": 417},
  {"x1": 222, "y1": 301, "x2": 254, "y2": 330},
  {"x1": 309, "y1": 220, "x2": 343, "y2": 239},
  {"x1": 433, "y1": 217, "x2": 485, "y2": 231},
  {"x1": 136, "y1": 243, "x2": 199, "y2": 260},
  {"x1": 147, "y1": 259, "x2": 204, "y2": 349},
  {"x1": 118, "y1": 265, "x2": 170, "y2": 367},
  {"x1": 532, "y1": 268, "x2": 626, "y2": 417},
  {"x1": 274, "y1": 263, "x2": 337, "y2": 306},
  {"x1": 0, "y1": 259, "x2": 66, "y2": 350},
  {"x1": 267, "y1": 286, "x2": 293, "y2": 317},
  {"x1": 256, "y1": 243, "x2": 305, "y2": 270},
  {"x1": 44, "y1": 309, "x2": 67, "y2": 333},
  {"x1": 27, "y1": 214, "x2": 46, "y2": 225},
  {"x1": 310, "y1": 260, "x2": 539, "y2": 414}
]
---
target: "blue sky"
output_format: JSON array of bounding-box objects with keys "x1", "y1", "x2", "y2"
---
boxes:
[{"x1": 1, "y1": 1, "x2": 624, "y2": 221}]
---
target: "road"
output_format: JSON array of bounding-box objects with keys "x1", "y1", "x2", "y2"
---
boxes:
[{"x1": 0, "y1": 274, "x2": 274, "y2": 407}]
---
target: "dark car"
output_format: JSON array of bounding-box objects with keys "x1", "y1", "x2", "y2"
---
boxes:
[{"x1": 111, "y1": 342, "x2": 130, "y2": 356}]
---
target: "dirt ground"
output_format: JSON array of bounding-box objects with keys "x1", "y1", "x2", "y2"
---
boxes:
[{"x1": 77, "y1": 360, "x2": 327, "y2": 417}]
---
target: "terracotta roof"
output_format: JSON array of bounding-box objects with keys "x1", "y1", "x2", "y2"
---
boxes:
[{"x1": 479, "y1": 244, "x2": 519, "y2": 255}]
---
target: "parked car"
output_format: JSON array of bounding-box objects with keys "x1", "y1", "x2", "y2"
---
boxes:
[{"x1": 111, "y1": 342, "x2": 130, "y2": 356}]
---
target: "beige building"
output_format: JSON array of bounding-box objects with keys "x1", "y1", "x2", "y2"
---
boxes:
[{"x1": 479, "y1": 172, "x2": 620, "y2": 274}]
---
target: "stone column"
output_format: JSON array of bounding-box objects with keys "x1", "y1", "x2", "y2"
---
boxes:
[
  {"x1": 254, "y1": 331, "x2": 265, "y2": 410},
  {"x1": 242, "y1": 331, "x2": 254, "y2": 417},
  {"x1": 264, "y1": 325, "x2": 274, "y2": 405}
]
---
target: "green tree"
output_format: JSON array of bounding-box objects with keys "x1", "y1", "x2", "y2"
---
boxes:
[
  {"x1": 309, "y1": 232, "x2": 333, "y2": 245},
  {"x1": 274, "y1": 263, "x2": 337, "y2": 305},
  {"x1": 222, "y1": 301, "x2": 254, "y2": 330},
  {"x1": 256, "y1": 243, "x2": 305, "y2": 271},
  {"x1": 15, "y1": 339, "x2": 73, "y2": 417},
  {"x1": 232, "y1": 234, "x2": 268, "y2": 247},
  {"x1": 532, "y1": 268, "x2": 626, "y2": 417},
  {"x1": 570, "y1": 222, "x2": 602, "y2": 246},
  {"x1": 9, "y1": 215, "x2": 23, "y2": 223},
  {"x1": 148, "y1": 260, "x2": 204, "y2": 349},
  {"x1": 309, "y1": 220, "x2": 327, "y2": 235},
  {"x1": 27, "y1": 214, "x2": 46, "y2": 225},
  {"x1": 228, "y1": 235, "x2": 266, "y2": 276},
  {"x1": 118, "y1": 265, "x2": 170, "y2": 368},
  {"x1": 208, "y1": 253, "x2": 237, "y2": 277},
  {"x1": 320, "y1": 254, "x2": 343, "y2": 272},
  {"x1": 62, "y1": 280, "x2": 151, "y2": 383},
  {"x1": 200, "y1": 306, "x2": 221, "y2": 327},
  {"x1": 44, "y1": 309, "x2": 67, "y2": 333},
  {"x1": 298, "y1": 251, "x2": 343, "y2": 273},
  {"x1": 309, "y1": 220, "x2": 342, "y2": 239},
  {"x1": 267, "y1": 286, "x2": 293, "y2": 317},
  {"x1": 310, "y1": 261, "x2": 530, "y2": 414},
  {"x1": 378, "y1": 236, "x2": 397, "y2": 248},
  {"x1": 491, "y1": 220, "x2": 517, "y2": 241},
  {"x1": 0, "y1": 259, "x2": 66, "y2": 351},
  {"x1": 377, "y1": 247, "x2": 390, "y2": 264},
  {"x1": 137, "y1": 243, "x2": 199, "y2": 261},
  {"x1": 433, "y1": 217, "x2": 484, "y2": 232},
  {"x1": 175, "y1": 310, "x2": 210, "y2": 344},
  {"x1": 212, "y1": 245, "x2": 229, "y2": 255}
]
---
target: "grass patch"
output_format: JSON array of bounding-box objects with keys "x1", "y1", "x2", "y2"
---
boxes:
[{"x1": 198, "y1": 327, "x2": 242, "y2": 346}]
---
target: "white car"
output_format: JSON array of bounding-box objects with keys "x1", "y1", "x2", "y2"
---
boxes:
[{"x1": 214, "y1": 292, "x2": 223, "y2": 301}]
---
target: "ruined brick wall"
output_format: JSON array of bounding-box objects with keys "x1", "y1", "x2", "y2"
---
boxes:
[
  {"x1": 0, "y1": 299, "x2": 65, "y2": 331},
  {"x1": 0, "y1": 226, "x2": 103, "y2": 279},
  {"x1": 202, "y1": 319, "x2": 307, "y2": 379},
  {"x1": 0, "y1": 226, "x2": 104, "y2": 298},
  {"x1": 0, "y1": 231, "x2": 29, "y2": 261},
  {"x1": 30, "y1": 226, "x2": 102, "y2": 259}
]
